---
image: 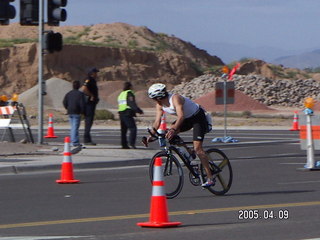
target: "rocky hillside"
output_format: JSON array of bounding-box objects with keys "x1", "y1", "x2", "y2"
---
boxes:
[
  {"x1": 172, "y1": 72, "x2": 320, "y2": 108},
  {"x1": 0, "y1": 23, "x2": 223, "y2": 95}
]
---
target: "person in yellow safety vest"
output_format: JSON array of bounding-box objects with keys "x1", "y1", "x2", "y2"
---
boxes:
[{"x1": 117, "y1": 82, "x2": 144, "y2": 149}]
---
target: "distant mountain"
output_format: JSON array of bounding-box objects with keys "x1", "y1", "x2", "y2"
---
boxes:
[
  {"x1": 271, "y1": 49, "x2": 320, "y2": 69},
  {"x1": 195, "y1": 41, "x2": 297, "y2": 63},
  {"x1": 196, "y1": 41, "x2": 320, "y2": 69}
]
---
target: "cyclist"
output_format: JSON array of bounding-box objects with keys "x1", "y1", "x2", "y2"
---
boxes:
[{"x1": 146, "y1": 83, "x2": 214, "y2": 187}]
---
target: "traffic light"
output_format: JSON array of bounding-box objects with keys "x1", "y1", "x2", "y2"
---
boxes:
[
  {"x1": 47, "y1": 0, "x2": 67, "y2": 26},
  {"x1": 0, "y1": 0, "x2": 16, "y2": 25},
  {"x1": 20, "y1": 0, "x2": 39, "y2": 25},
  {"x1": 44, "y1": 31, "x2": 63, "y2": 53}
]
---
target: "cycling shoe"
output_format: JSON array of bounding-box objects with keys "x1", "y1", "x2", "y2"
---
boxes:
[{"x1": 201, "y1": 178, "x2": 216, "y2": 188}]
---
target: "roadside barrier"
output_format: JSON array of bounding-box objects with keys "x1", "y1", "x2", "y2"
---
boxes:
[
  {"x1": 56, "y1": 136, "x2": 80, "y2": 183},
  {"x1": 0, "y1": 106, "x2": 15, "y2": 115},
  {"x1": 45, "y1": 113, "x2": 57, "y2": 138},
  {"x1": 0, "y1": 103, "x2": 34, "y2": 143},
  {"x1": 290, "y1": 111, "x2": 300, "y2": 131},
  {"x1": 137, "y1": 157, "x2": 181, "y2": 228},
  {"x1": 0, "y1": 107, "x2": 16, "y2": 133},
  {"x1": 299, "y1": 114, "x2": 320, "y2": 170}
]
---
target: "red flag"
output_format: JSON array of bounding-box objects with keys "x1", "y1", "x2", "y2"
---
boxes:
[{"x1": 228, "y1": 63, "x2": 240, "y2": 80}]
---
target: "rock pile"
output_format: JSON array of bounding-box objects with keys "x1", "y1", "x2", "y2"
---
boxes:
[{"x1": 172, "y1": 74, "x2": 320, "y2": 108}]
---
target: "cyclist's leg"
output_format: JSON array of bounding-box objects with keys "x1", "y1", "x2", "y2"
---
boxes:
[
  {"x1": 193, "y1": 140, "x2": 212, "y2": 180},
  {"x1": 191, "y1": 109, "x2": 214, "y2": 184}
]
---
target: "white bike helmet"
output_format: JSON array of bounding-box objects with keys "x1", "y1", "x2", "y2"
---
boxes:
[{"x1": 148, "y1": 83, "x2": 168, "y2": 99}]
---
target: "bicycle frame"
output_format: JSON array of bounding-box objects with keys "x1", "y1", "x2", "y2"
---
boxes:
[{"x1": 162, "y1": 141, "x2": 202, "y2": 181}]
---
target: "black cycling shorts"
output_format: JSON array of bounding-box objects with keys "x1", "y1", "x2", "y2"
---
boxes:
[{"x1": 178, "y1": 108, "x2": 208, "y2": 142}]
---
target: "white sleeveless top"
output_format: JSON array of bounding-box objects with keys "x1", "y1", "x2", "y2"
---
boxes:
[{"x1": 162, "y1": 94, "x2": 199, "y2": 118}]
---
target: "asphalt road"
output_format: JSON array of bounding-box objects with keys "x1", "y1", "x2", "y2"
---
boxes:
[
  {"x1": 0, "y1": 129, "x2": 320, "y2": 239},
  {"x1": 0, "y1": 127, "x2": 300, "y2": 147},
  {"x1": 18, "y1": 128, "x2": 300, "y2": 147}
]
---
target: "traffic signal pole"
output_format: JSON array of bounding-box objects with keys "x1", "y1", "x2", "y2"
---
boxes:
[
  {"x1": 37, "y1": 0, "x2": 44, "y2": 144},
  {"x1": 18, "y1": 0, "x2": 67, "y2": 144}
]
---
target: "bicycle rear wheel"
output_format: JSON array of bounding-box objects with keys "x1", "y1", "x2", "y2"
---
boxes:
[
  {"x1": 149, "y1": 151, "x2": 184, "y2": 199},
  {"x1": 201, "y1": 148, "x2": 233, "y2": 195}
]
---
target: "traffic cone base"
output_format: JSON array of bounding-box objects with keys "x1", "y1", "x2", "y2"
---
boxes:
[
  {"x1": 56, "y1": 180, "x2": 80, "y2": 183},
  {"x1": 56, "y1": 179, "x2": 80, "y2": 184},
  {"x1": 137, "y1": 157, "x2": 181, "y2": 228},
  {"x1": 137, "y1": 221, "x2": 182, "y2": 228},
  {"x1": 45, "y1": 132, "x2": 57, "y2": 138},
  {"x1": 137, "y1": 195, "x2": 181, "y2": 227}
]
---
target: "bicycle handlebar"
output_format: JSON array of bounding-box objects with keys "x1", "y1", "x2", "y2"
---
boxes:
[
  {"x1": 147, "y1": 127, "x2": 165, "y2": 139},
  {"x1": 141, "y1": 128, "x2": 163, "y2": 147},
  {"x1": 142, "y1": 127, "x2": 186, "y2": 148}
]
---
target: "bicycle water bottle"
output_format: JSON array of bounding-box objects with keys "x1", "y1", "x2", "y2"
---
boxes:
[
  {"x1": 158, "y1": 136, "x2": 166, "y2": 147},
  {"x1": 157, "y1": 128, "x2": 166, "y2": 147},
  {"x1": 179, "y1": 147, "x2": 192, "y2": 161}
]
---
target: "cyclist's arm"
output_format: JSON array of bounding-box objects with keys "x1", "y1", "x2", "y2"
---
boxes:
[
  {"x1": 150, "y1": 103, "x2": 163, "y2": 135},
  {"x1": 166, "y1": 95, "x2": 185, "y2": 139}
]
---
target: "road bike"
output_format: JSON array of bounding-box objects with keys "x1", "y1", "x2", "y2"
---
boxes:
[{"x1": 143, "y1": 129, "x2": 233, "y2": 199}]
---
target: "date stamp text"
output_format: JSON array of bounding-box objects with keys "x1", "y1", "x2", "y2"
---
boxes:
[{"x1": 238, "y1": 209, "x2": 289, "y2": 220}]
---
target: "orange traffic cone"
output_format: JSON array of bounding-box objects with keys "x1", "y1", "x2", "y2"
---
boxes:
[
  {"x1": 45, "y1": 113, "x2": 58, "y2": 138},
  {"x1": 290, "y1": 111, "x2": 300, "y2": 131},
  {"x1": 56, "y1": 137, "x2": 80, "y2": 184},
  {"x1": 158, "y1": 112, "x2": 167, "y2": 134},
  {"x1": 137, "y1": 157, "x2": 181, "y2": 228}
]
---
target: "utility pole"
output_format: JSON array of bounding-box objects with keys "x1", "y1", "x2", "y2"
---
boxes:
[{"x1": 37, "y1": 0, "x2": 44, "y2": 144}]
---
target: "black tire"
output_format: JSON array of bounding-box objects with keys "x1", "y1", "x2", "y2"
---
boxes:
[
  {"x1": 201, "y1": 148, "x2": 233, "y2": 195},
  {"x1": 149, "y1": 151, "x2": 184, "y2": 199}
]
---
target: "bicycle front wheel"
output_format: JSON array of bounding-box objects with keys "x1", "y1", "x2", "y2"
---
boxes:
[
  {"x1": 201, "y1": 148, "x2": 233, "y2": 195},
  {"x1": 149, "y1": 151, "x2": 184, "y2": 199}
]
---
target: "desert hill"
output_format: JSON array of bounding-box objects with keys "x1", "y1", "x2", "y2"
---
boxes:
[
  {"x1": 0, "y1": 22, "x2": 223, "y2": 96},
  {"x1": 0, "y1": 22, "x2": 222, "y2": 68},
  {"x1": 1, "y1": 22, "x2": 320, "y2": 112}
]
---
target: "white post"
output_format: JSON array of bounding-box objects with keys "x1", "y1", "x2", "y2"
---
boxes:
[
  {"x1": 223, "y1": 78, "x2": 227, "y2": 139},
  {"x1": 305, "y1": 114, "x2": 315, "y2": 169}
]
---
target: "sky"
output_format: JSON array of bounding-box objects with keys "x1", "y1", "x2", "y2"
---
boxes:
[{"x1": 10, "y1": 0, "x2": 320, "y2": 62}]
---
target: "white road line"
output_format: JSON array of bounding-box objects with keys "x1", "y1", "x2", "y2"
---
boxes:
[
  {"x1": 278, "y1": 180, "x2": 320, "y2": 185},
  {"x1": 279, "y1": 163, "x2": 304, "y2": 165},
  {"x1": 0, "y1": 237, "x2": 89, "y2": 240}
]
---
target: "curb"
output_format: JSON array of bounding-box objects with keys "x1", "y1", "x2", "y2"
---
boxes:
[{"x1": 0, "y1": 158, "x2": 150, "y2": 175}]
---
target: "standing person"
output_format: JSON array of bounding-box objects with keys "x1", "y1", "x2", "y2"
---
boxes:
[
  {"x1": 146, "y1": 83, "x2": 214, "y2": 187},
  {"x1": 63, "y1": 80, "x2": 86, "y2": 148},
  {"x1": 80, "y1": 67, "x2": 100, "y2": 145},
  {"x1": 117, "y1": 81, "x2": 144, "y2": 149}
]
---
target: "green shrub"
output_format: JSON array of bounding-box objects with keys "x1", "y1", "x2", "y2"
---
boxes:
[
  {"x1": 0, "y1": 38, "x2": 36, "y2": 48},
  {"x1": 94, "y1": 109, "x2": 115, "y2": 120},
  {"x1": 128, "y1": 40, "x2": 138, "y2": 49},
  {"x1": 241, "y1": 110, "x2": 252, "y2": 118}
]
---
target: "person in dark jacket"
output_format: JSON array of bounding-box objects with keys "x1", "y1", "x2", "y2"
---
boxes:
[
  {"x1": 80, "y1": 67, "x2": 100, "y2": 145},
  {"x1": 117, "y1": 82, "x2": 144, "y2": 149},
  {"x1": 63, "y1": 80, "x2": 86, "y2": 147}
]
